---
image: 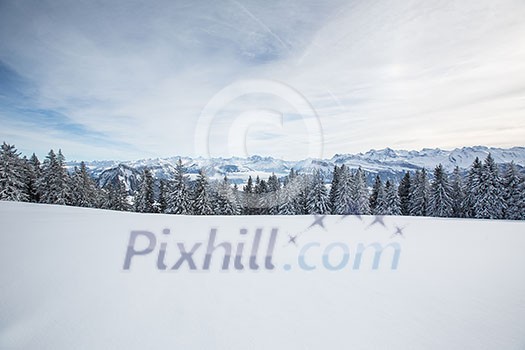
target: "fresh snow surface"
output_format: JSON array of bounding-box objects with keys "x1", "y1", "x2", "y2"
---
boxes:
[{"x1": 1, "y1": 201, "x2": 525, "y2": 349}]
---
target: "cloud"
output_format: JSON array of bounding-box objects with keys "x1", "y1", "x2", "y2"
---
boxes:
[{"x1": 0, "y1": 0, "x2": 524, "y2": 160}]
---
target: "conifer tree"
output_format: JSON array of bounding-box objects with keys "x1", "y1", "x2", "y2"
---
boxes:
[
  {"x1": 329, "y1": 165, "x2": 341, "y2": 213},
  {"x1": 398, "y1": 172, "x2": 411, "y2": 216},
  {"x1": 108, "y1": 179, "x2": 130, "y2": 211},
  {"x1": 157, "y1": 180, "x2": 168, "y2": 213},
  {"x1": 255, "y1": 178, "x2": 269, "y2": 214},
  {"x1": 277, "y1": 183, "x2": 296, "y2": 215},
  {"x1": 242, "y1": 175, "x2": 257, "y2": 215},
  {"x1": 409, "y1": 169, "x2": 430, "y2": 216},
  {"x1": 429, "y1": 164, "x2": 453, "y2": 217},
  {"x1": 369, "y1": 174, "x2": 383, "y2": 214},
  {"x1": 135, "y1": 168, "x2": 155, "y2": 213},
  {"x1": 26, "y1": 153, "x2": 41, "y2": 203},
  {"x1": 352, "y1": 167, "x2": 370, "y2": 215},
  {"x1": 477, "y1": 154, "x2": 505, "y2": 219},
  {"x1": 267, "y1": 173, "x2": 280, "y2": 192},
  {"x1": 333, "y1": 165, "x2": 353, "y2": 214},
  {"x1": 502, "y1": 162, "x2": 523, "y2": 220},
  {"x1": 374, "y1": 180, "x2": 387, "y2": 215},
  {"x1": 39, "y1": 149, "x2": 70, "y2": 205},
  {"x1": 463, "y1": 157, "x2": 483, "y2": 218},
  {"x1": 215, "y1": 176, "x2": 240, "y2": 215},
  {"x1": 0, "y1": 142, "x2": 28, "y2": 202},
  {"x1": 384, "y1": 180, "x2": 401, "y2": 215},
  {"x1": 306, "y1": 169, "x2": 330, "y2": 214},
  {"x1": 232, "y1": 183, "x2": 242, "y2": 214},
  {"x1": 295, "y1": 173, "x2": 311, "y2": 215},
  {"x1": 518, "y1": 177, "x2": 525, "y2": 220},
  {"x1": 278, "y1": 169, "x2": 302, "y2": 215},
  {"x1": 99, "y1": 187, "x2": 112, "y2": 210},
  {"x1": 193, "y1": 169, "x2": 214, "y2": 215},
  {"x1": 167, "y1": 158, "x2": 192, "y2": 214},
  {"x1": 450, "y1": 166, "x2": 465, "y2": 218},
  {"x1": 71, "y1": 162, "x2": 97, "y2": 207},
  {"x1": 264, "y1": 173, "x2": 280, "y2": 215}
]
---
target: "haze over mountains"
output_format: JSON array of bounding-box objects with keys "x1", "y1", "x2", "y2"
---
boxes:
[{"x1": 66, "y1": 146, "x2": 525, "y2": 191}]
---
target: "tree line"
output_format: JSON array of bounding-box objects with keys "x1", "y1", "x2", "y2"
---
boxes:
[{"x1": 1, "y1": 142, "x2": 524, "y2": 219}]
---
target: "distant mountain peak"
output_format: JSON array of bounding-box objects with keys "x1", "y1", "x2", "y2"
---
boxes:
[{"x1": 69, "y1": 146, "x2": 525, "y2": 191}]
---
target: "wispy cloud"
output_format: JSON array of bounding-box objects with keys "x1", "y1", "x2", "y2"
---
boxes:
[{"x1": 0, "y1": 0, "x2": 524, "y2": 160}]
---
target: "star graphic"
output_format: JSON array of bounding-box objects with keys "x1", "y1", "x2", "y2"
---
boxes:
[
  {"x1": 367, "y1": 215, "x2": 387, "y2": 229},
  {"x1": 390, "y1": 225, "x2": 407, "y2": 238},
  {"x1": 287, "y1": 234, "x2": 298, "y2": 246},
  {"x1": 309, "y1": 214, "x2": 327, "y2": 230}
]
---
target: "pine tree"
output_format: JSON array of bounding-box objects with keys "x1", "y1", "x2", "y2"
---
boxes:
[
  {"x1": 267, "y1": 173, "x2": 280, "y2": 192},
  {"x1": 333, "y1": 165, "x2": 353, "y2": 214},
  {"x1": 477, "y1": 154, "x2": 505, "y2": 219},
  {"x1": 306, "y1": 169, "x2": 330, "y2": 214},
  {"x1": 277, "y1": 183, "x2": 296, "y2": 215},
  {"x1": 409, "y1": 169, "x2": 430, "y2": 216},
  {"x1": 193, "y1": 170, "x2": 214, "y2": 215},
  {"x1": 135, "y1": 168, "x2": 155, "y2": 213},
  {"x1": 0, "y1": 142, "x2": 28, "y2": 202},
  {"x1": 384, "y1": 180, "x2": 401, "y2": 215},
  {"x1": 232, "y1": 183, "x2": 242, "y2": 214},
  {"x1": 255, "y1": 178, "x2": 269, "y2": 214},
  {"x1": 70, "y1": 166, "x2": 81, "y2": 206},
  {"x1": 157, "y1": 180, "x2": 168, "y2": 213},
  {"x1": 374, "y1": 180, "x2": 387, "y2": 215},
  {"x1": 518, "y1": 177, "x2": 525, "y2": 220},
  {"x1": 278, "y1": 169, "x2": 302, "y2": 215},
  {"x1": 398, "y1": 172, "x2": 411, "y2": 216},
  {"x1": 99, "y1": 187, "x2": 112, "y2": 210},
  {"x1": 450, "y1": 166, "x2": 465, "y2": 218},
  {"x1": 108, "y1": 179, "x2": 130, "y2": 211},
  {"x1": 352, "y1": 167, "x2": 371, "y2": 215},
  {"x1": 243, "y1": 175, "x2": 254, "y2": 193},
  {"x1": 26, "y1": 153, "x2": 41, "y2": 203},
  {"x1": 502, "y1": 162, "x2": 523, "y2": 220},
  {"x1": 429, "y1": 164, "x2": 453, "y2": 217},
  {"x1": 39, "y1": 149, "x2": 71, "y2": 205},
  {"x1": 215, "y1": 176, "x2": 240, "y2": 215},
  {"x1": 166, "y1": 158, "x2": 192, "y2": 214},
  {"x1": 71, "y1": 161, "x2": 97, "y2": 207},
  {"x1": 57, "y1": 149, "x2": 72, "y2": 204},
  {"x1": 295, "y1": 173, "x2": 310, "y2": 215},
  {"x1": 329, "y1": 165, "x2": 341, "y2": 213},
  {"x1": 463, "y1": 157, "x2": 483, "y2": 218},
  {"x1": 242, "y1": 175, "x2": 257, "y2": 215},
  {"x1": 264, "y1": 173, "x2": 280, "y2": 215},
  {"x1": 369, "y1": 174, "x2": 383, "y2": 214}
]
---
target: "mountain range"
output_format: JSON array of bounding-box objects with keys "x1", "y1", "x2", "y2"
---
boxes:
[{"x1": 66, "y1": 146, "x2": 525, "y2": 193}]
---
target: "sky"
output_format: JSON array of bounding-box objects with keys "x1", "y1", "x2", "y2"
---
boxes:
[{"x1": 0, "y1": 0, "x2": 524, "y2": 161}]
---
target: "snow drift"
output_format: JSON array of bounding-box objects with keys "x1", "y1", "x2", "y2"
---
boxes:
[{"x1": 1, "y1": 201, "x2": 525, "y2": 349}]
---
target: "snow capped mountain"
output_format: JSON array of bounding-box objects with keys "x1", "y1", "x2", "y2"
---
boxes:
[
  {"x1": 69, "y1": 146, "x2": 525, "y2": 192},
  {"x1": 330, "y1": 146, "x2": 525, "y2": 175}
]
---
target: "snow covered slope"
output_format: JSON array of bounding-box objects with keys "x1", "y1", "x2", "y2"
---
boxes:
[
  {"x1": 68, "y1": 146, "x2": 525, "y2": 189},
  {"x1": 1, "y1": 201, "x2": 525, "y2": 349}
]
